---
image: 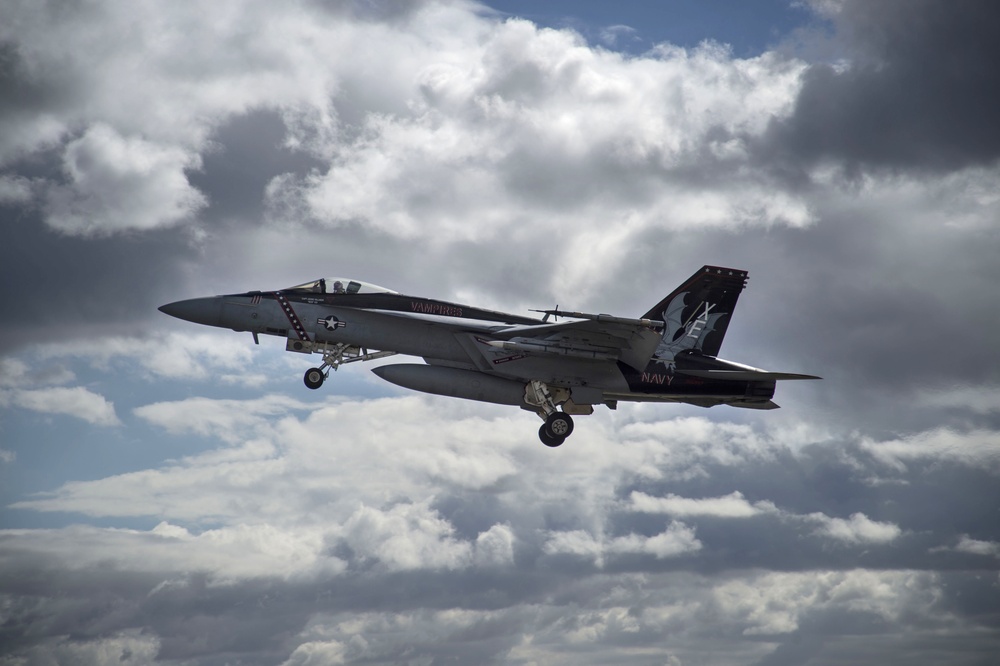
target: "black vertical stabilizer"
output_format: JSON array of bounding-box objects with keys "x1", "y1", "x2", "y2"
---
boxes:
[{"x1": 642, "y1": 266, "x2": 748, "y2": 358}]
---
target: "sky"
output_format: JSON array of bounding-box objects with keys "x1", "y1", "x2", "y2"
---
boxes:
[{"x1": 1, "y1": 0, "x2": 999, "y2": 663}]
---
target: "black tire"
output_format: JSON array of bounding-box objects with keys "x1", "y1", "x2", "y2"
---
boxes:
[
  {"x1": 304, "y1": 367, "x2": 325, "y2": 390},
  {"x1": 544, "y1": 411, "x2": 574, "y2": 438},
  {"x1": 539, "y1": 424, "x2": 565, "y2": 448}
]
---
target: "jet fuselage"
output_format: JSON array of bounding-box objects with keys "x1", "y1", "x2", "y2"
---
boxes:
[{"x1": 160, "y1": 268, "x2": 819, "y2": 446}]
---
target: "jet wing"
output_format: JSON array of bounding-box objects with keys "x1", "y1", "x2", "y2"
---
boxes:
[{"x1": 486, "y1": 318, "x2": 663, "y2": 371}]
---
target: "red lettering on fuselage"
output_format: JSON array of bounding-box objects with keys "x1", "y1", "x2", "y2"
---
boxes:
[{"x1": 411, "y1": 301, "x2": 463, "y2": 317}]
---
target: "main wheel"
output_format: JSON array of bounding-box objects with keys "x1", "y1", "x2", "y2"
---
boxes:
[
  {"x1": 304, "y1": 367, "x2": 325, "y2": 390},
  {"x1": 539, "y1": 424, "x2": 566, "y2": 448},
  {"x1": 544, "y1": 411, "x2": 574, "y2": 438}
]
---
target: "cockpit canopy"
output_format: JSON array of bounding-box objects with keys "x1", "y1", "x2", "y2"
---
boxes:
[{"x1": 286, "y1": 278, "x2": 398, "y2": 295}]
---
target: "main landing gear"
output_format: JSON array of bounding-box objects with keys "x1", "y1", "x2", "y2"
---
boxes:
[
  {"x1": 300, "y1": 342, "x2": 397, "y2": 390},
  {"x1": 526, "y1": 380, "x2": 580, "y2": 448}
]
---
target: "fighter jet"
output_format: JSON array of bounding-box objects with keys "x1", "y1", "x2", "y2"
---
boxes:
[{"x1": 160, "y1": 266, "x2": 818, "y2": 447}]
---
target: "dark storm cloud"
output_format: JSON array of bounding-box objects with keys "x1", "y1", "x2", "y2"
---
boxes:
[
  {"x1": 0, "y1": 39, "x2": 77, "y2": 160},
  {"x1": 313, "y1": 0, "x2": 444, "y2": 23},
  {"x1": 764, "y1": 0, "x2": 1000, "y2": 173},
  {"x1": 0, "y1": 42, "x2": 54, "y2": 121},
  {"x1": 188, "y1": 110, "x2": 324, "y2": 224},
  {"x1": 0, "y1": 207, "x2": 197, "y2": 354}
]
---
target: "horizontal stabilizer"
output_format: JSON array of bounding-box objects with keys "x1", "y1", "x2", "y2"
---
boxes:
[{"x1": 677, "y1": 370, "x2": 822, "y2": 381}]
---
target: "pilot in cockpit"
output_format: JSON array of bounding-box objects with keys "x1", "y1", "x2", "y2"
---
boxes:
[{"x1": 332, "y1": 280, "x2": 345, "y2": 294}]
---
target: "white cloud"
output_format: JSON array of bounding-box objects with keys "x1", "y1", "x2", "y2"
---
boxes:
[
  {"x1": 4, "y1": 386, "x2": 121, "y2": 426},
  {"x1": 627, "y1": 491, "x2": 903, "y2": 546},
  {"x1": 0, "y1": 175, "x2": 33, "y2": 204},
  {"x1": 0, "y1": 0, "x2": 348, "y2": 231},
  {"x1": 609, "y1": 522, "x2": 703, "y2": 559},
  {"x1": 270, "y1": 569, "x2": 954, "y2": 664},
  {"x1": 0, "y1": 357, "x2": 30, "y2": 388},
  {"x1": 861, "y1": 428, "x2": 1000, "y2": 472},
  {"x1": 810, "y1": 511, "x2": 902, "y2": 544},
  {"x1": 917, "y1": 384, "x2": 1000, "y2": 415},
  {"x1": 954, "y1": 535, "x2": 1000, "y2": 558},
  {"x1": 44, "y1": 123, "x2": 207, "y2": 235},
  {"x1": 0, "y1": 384, "x2": 983, "y2": 662},
  {"x1": 282, "y1": 27, "x2": 810, "y2": 251},
  {"x1": 3, "y1": 521, "x2": 345, "y2": 581},
  {"x1": 338, "y1": 501, "x2": 474, "y2": 571},
  {"x1": 712, "y1": 569, "x2": 937, "y2": 636},
  {"x1": 474, "y1": 522, "x2": 516, "y2": 567},
  {"x1": 0, "y1": 357, "x2": 76, "y2": 389},
  {"x1": 287, "y1": 607, "x2": 516, "y2": 666},
  {"x1": 7, "y1": 396, "x2": 790, "y2": 578},
  {"x1": 5, "y1": 630, "x2": 160, "y2": 666},
  {"x1": 281, "y1": 640, "x2": 348, "y2": 666},
  {"x1": 36, "y1": 331, "x2": 257, "y2": 382},
  {"x1": 7, "y1": 397, "x2": 828, "y2": 531},
  {"x1": 3, "y1": 0, "x2": 813, "y2": 244},
  {"x1": 134, "y1": 394, "x2": 312, "y2": 443},
  {"x1": 4, "y1": 497, "x2": 508, "y2": 580},
  {"x1": 544, "y1": 521, "x2": 702, "y2": 566},
  {"x1": 616, "y1": 416, "x2": 786, "y2": 480},
  {"x1": 629, "y1": 490, "x2": 778, "y2": 517},
  {"x1": 598, "y1": 24, "x2": 638, "y2": 48},
  {"x1": 542, "y1": 529, "x2": 604, "y2": 561}
]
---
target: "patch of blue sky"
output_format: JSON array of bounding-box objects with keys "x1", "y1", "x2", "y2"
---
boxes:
[{"x1": 484, "y1": 0, "x2": 816, "y2": 56}]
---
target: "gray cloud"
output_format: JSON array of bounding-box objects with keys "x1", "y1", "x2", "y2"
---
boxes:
[
  {"x1": 763, "y1": 0, "x2": 1000, "y2": 173},
  {"x1": 0, "y1": 206, "x2": 197, "y2": 353}
]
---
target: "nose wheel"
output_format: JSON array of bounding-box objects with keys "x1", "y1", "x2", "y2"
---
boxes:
[{"x1": 304, "y1": 367, "x2": 326, "y2": 389}]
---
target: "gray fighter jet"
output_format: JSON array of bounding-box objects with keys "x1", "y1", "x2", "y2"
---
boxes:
[{"x1": 160, "y1": 266, "x2": 818, "y2": 447}]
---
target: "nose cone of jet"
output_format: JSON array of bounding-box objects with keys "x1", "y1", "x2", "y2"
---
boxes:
[{"x1": 159, "y1": 296, "x2": 224, "y2": 327}]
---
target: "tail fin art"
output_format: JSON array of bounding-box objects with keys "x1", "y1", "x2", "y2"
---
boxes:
[{"x1": 642, "y1": 266, "x2": 748, "y2": 363}]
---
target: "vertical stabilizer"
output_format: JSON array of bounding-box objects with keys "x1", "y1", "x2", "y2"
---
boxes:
[{"x1": 642, "y1": 266, "x2": 748, "y2": 361}]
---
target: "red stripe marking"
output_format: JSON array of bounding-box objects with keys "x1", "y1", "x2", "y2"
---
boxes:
[{"x1": 275, "y1": 292, "x2": 309, "y2": 341}]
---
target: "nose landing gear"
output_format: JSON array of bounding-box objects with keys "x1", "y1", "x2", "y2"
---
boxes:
[{"x1": 299, "y1": 342, "x2": 398, "y2": 390}]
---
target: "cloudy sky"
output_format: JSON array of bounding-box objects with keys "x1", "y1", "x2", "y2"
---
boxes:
[{"x1": 1, "y1": 0, "x2": 999, "y2": 663}]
